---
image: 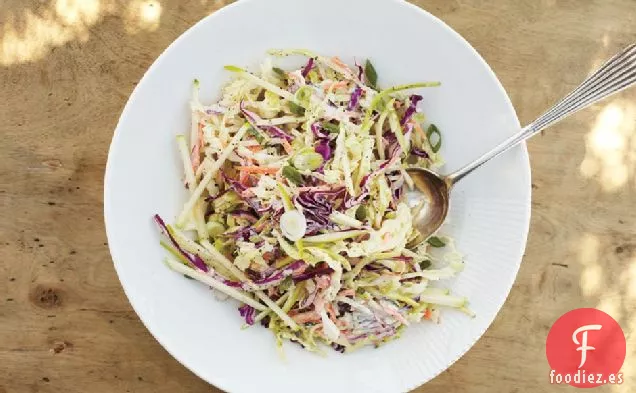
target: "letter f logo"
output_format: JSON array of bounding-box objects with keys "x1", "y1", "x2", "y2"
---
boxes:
[{"x1": 572, "y1": 324, "x2": 602, "y2": 368}]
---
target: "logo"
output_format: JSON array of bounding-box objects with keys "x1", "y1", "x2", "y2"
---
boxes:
[{"x1": 546, "y1": 308, "x2": 626, "y2": 387}]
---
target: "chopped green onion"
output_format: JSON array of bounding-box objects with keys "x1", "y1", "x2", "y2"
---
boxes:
[
  {"x1": 364, "y1": 59, "x2": 378, "y2": 89},
  {"x1": 426, "y1": 236, "x2": 446, "y2": 248},
  {"x1": 206, "y1": 221, "x2": 225, "y2": 236},
  {"x1": 213, "y1": 190, "x2": 241, "y2": 213},
  {"x1": 419, "y1": 260, "x2": 432, "y2": 270},
  {"x1": 295, "y1": 86, "x2": 313, "y2": 107},
  {"x1": 223, "y1": 65, "x2": 244, "y2": 73},
  {"x1": 321, "y1": 121, "x2": 340, "y2": 133},
  {"x1": 307, "y1": 70, "x2": 320, "y2": 84},
  {"x1": 280, "y1": 210, "x2": 307, "y2": 241},
  {"x1": 282, "y1": 165, "x2": 303, "y2": 185},
  {"x1": 272, "y1": 67, "x2": 287, "y2": 78},
  {"x1": 292, "y1": 148, "x2": 324, "y2": 171},
  {"x1": 288, "y1": 101, "x2": 306, "y2": 116},
  {"x1": 247, "y1": 126, "x2": 265, "y2": 144},
  {"x1": 355, "y1": 205, "x2": 368, "y2": 221},
  {"x1": 278, "y1": 276, "x2": 293, "y2": 292},
  {"x1": 426, "y1": 124, "x2": 442, "y2": 153}
]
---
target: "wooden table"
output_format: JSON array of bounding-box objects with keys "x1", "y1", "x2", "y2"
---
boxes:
[{"x1": 1, "y1": 1, "x2": 634, "y2": 392}]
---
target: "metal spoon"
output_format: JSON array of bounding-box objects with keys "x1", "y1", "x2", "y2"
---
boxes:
[{"x1": 407, "y1": 43, "x2": 636, "y2": 242}]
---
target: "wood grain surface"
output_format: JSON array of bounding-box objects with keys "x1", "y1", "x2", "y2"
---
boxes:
[{"x1": 1, "y1": 1, "x2": 635, "y2": 392}]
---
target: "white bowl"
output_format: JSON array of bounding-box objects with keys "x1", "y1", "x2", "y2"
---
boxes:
[{"x1": 104, "y1": 0, "x2": 531, "y2": 391}]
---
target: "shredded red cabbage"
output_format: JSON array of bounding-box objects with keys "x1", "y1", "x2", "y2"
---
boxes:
[
  {"x1": 382, "y1": 132, "x2": 400, "y2": 159},
  {"x1": 265, "y1": 125, "x2": 293, "y2": 141},
  {"x1": 410, "y1": 147, "x2": 429, "y2": 158},
  {"x1": 154, "y1": 214, "x2": 209, "y2": 272},
  {"x1": 347, "y1": 87, "x2": 363, "y2": 111},
  {"x1": 344, "y1": 189, "x2": 369, "y2": 209},
  {"x1": 400, "y1": 95, "x2": 423, "y2": 126},
  {"x1": 387, "y1": 171, "x2": 405, "y2": 205},
  {"x1": 221, "y1": 172, "x2": 247, "y2": 192},
  {"x1": 356, "y1": 63, "x2": 364, "y2": 80},
  {"x1": 239, "y1": 304, "x2": 255, "y2": 325},
  {"x1": 348, "y1": 333, "x2": 369, "y2": 342},
  {"x1": 221, "y1": 172, "x2": 265, "y2": 214},
  {"x1": 296, "y1": 191, "x2": 334, "y2": 234},
  {"x1": 392, "y1": 255, "x2": 413, "y2": 262},
  {"x1": 231, "y1": 210, "x2": 258, "y2": 224},
  {"x1": 240, "y1": 101, "x2": 260, "y2": 124},
  {"x1": 219, "y1": 275, "x2": 243, "y2": 288},
  {"x1": 204, "y1": 189, "x2": 228, "y2": 202},
  {"x1": 311, "y1": 122, "x2": 329, "y2": 139},
  {"x1": 293, "y1": 266, "x2": 335, "y2": 283},
  {"x1": 222, "y1": 226, "x2": 257, "y2": 241},
  {"x1": 240, "y1": 101, "x2": 293, "y2": 141},
  {"x1": 301, "y1": 58, "x2": 314, "y2": 78},
  {"x1": 359, "y1": 146, "x2": 402, "y2": 189},
  {"x1": 310, "y1": 123, "x2": 332, "y2": 162},
  {"x1": 344, "y1": 146, "x2": 401, "y2": 208},
  {"x1": 315, "y1": 139, "x2": 332, "y2": 162}
]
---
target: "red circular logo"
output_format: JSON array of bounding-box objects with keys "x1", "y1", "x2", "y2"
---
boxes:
[{"x1": 546, "y1": 308, "x2": 626, "y2": 388}]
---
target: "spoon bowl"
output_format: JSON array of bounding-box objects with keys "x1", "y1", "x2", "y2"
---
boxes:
[{"x1": 406, "y1": 167, "x2": 451, "y2": 240}]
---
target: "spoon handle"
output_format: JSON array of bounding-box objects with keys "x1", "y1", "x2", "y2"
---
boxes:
[{"x1": 447, "y1": 42, "x2": 636, "y2": 185}]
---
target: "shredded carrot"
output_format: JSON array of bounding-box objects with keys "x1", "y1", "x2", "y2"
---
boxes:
[
  {"x1": 424, "y1": 308, "x2": 432, "y2": 320},
  {"x1": 236, "y1": 166, "x2": 280, "y2": 174},
  {"x1": 323, "y1": 80, "x2": 348, "y2": 92},
  {"x1": 292, "y1": 311, "x2": 321, "y2": 324},
  {"x1": 239, "y1": 170, "x2": 250, "y2": 186},
  {"x1": 281, "y1": 139, "x2": 293, "y2": 154},
  {"x1": 331, "y1": 56, "x2": 348, "y2": 70},
  {"x1": 246, "y1": 145, "x2": 263, "y2": 152}
]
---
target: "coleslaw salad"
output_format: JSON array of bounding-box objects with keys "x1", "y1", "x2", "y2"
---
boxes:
[{"x1": 155, "y1": 49, "x2": 472, "y2": 353}]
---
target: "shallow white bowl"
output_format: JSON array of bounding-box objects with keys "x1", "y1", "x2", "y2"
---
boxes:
[{"x1": 104, "y1": 0, "x2": 531, "y2": 391}]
